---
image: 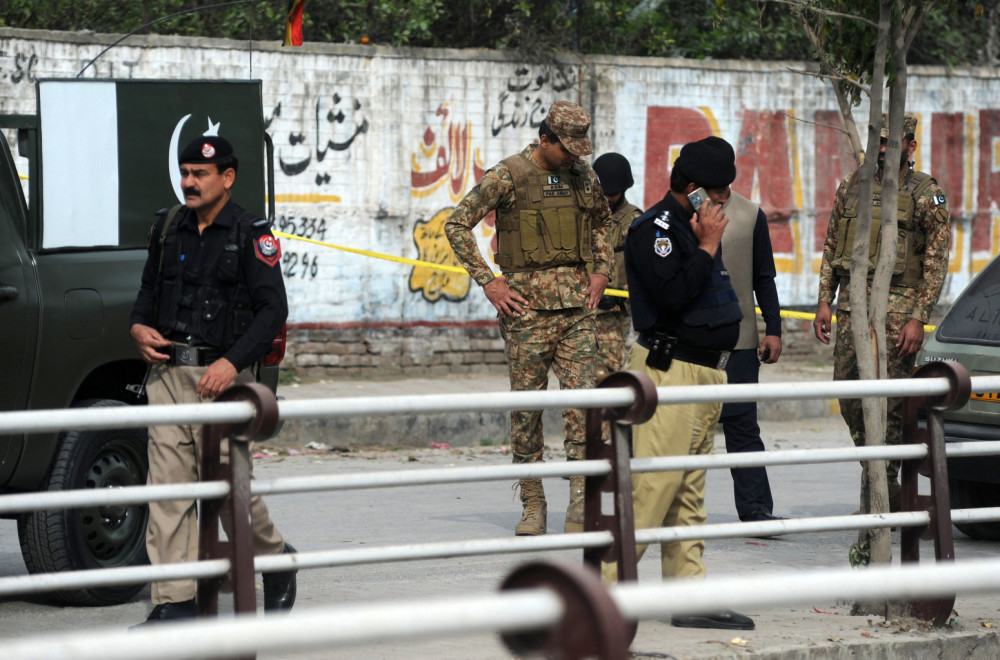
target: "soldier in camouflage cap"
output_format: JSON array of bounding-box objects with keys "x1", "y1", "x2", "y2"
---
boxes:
[
  {"x1": 814, "y1": 111, "x2": 951, "y2": 513},
  {"x1": 880, "y1": 112, "x2": 918, "y2": 139},
  {"x1": 545, "y1": 100, "x2": 595, "y2": 156},
  {"x1": 445, "y1": 100, "x2": 613, "y2": 536}
]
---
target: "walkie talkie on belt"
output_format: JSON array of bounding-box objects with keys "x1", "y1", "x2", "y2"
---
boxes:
[{"x1": 645, "y1": 331, "x2": 677, "y2": 372}]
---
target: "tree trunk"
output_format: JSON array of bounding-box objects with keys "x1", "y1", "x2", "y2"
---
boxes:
[{"x1": 845, "y1": 0, "x2": 891, "y2": 617}]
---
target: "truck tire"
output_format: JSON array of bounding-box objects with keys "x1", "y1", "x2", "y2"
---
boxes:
[
  {"x1": 950, "y1": 478, "x2": 1000, "y2": 541},
  {"x1": 17, "y1": 399, "x2": 150, "y2": 606}
]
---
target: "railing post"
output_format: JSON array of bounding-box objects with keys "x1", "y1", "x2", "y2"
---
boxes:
[
  {"x1": 198, "y1": 383, "x2": 281, "y2": 634},
  {"x1": 582, "y1": 371, "x2": 656, "y2": 581},
  {"x1": 500, "y1": 561, "x2": 630, "y2": 660},
  {"x1": 901, "y1": 361, "x2": 971, "y2": 625}
]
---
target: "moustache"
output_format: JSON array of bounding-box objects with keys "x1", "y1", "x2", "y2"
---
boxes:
[{"x1": 183, "y1": 188, "x2": 200, "y2": 197}]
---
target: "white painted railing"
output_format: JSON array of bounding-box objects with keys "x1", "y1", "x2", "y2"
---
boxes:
[{"x1": 0, "y1": 366, "x2": 992, "y2": 658}]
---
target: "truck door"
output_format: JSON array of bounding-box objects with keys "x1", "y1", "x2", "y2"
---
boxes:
[{"x1": 0, "y1": 136, "x2": 38, "y2": 484}]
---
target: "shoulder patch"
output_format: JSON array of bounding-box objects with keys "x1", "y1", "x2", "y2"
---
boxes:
[
  {"x1": 932, "y1": 193, "x2": 947, "y2": 206},
  {"x1": 654, "y1": 236, "x2": 673, "y2": 257},
  {"x1": 254, "y1": 234, "x2": 282, "y2": 267}
]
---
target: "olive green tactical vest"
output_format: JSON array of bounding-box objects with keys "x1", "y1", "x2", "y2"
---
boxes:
[
  {"x1": 720, "y1": 191, "x2": 761, "y2": 351},
  {"x1": 609, "y1": 201, "x2": 640, "y2": 291},
  {"x1": 493, "y1": 153, "x2": 595, "y2": 273},
  {"x1": 832, "y1": 170, "x2": 935, "y2": 287}
]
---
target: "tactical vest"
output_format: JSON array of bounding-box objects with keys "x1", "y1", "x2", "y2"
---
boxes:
[
  {"x1": 681, "y1": 246, "x2": 743, "y2": 330},
  {"x1": 720, "y1": 192, "x2": 761, "y2": 350},
  {"x1": 610, "y1": 201, "x2": 641, "y2": 291},
  {"x1": 628, "y1": 209, "x2": 742, "y2": 333},
  {"x1": 493, "y1": 153, "x2": 595, "y2": 273},
  {"x1": 153, "y1": 204, "x2": 257, "y2": 351},
  {"x1": 832, "y1": 170, "x2": 936, "y2": 286}
]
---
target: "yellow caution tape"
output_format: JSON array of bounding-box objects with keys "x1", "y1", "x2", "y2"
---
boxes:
[
  {"x1": 275, "y1": 229, "x2": 629, "y2": 295},
  {"x1": 274, "y1": 230, "x2": 934, "y2": 330},
  {"x1": 274, "y1": 230, "x2": 469, "y2": 274}
]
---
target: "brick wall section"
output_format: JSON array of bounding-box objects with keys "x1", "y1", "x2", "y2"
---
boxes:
[
  {"x1": 283, "y1": 315, "x2": 836, "y2": 379},
  {"x1": 285, "y1": 324, "x2": 509, "y2": 379}
]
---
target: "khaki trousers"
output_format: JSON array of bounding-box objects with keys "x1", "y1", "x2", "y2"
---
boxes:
[
  {"x1": 602, "y1": 344, "x2": 724, "y2": 583},
  {"x1": 145, "y1": 363, "x2": 284, "y2": 604}
]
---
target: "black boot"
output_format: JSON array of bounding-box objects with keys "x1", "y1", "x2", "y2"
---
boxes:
[
  {"x1": 263, "y1": 543, "x2": 298, "y2": 612},
  {"x1": 131, "y1": 599, "x2": 197, "y2": 628}
]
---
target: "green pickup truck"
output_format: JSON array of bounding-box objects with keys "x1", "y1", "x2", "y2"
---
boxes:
[{"x1": 0, "y1": 79, "x2": 280, "y2": 605}]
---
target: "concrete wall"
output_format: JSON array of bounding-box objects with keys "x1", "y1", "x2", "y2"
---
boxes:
[{"x1": 2, "y1": 29, "x2": 999, "y2": 377}]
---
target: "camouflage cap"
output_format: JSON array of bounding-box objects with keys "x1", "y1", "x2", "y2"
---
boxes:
[
  {"x1": 545, "y1": 100, "x2": 594, "y2": 156},
  {"x1": 880, "y1": 113, "x2": 918, "y2": 139}
]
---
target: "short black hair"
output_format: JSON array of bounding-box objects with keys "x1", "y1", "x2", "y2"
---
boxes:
[
  {"x1": 670, "y1": 166, "x2": 692, "y2": 194},
  {"x1": 538, "y1": 121, "x2": 560, "y2": 142},
  {"x1": 214, "y1": 155, "x2": 239, "y2": 175}
]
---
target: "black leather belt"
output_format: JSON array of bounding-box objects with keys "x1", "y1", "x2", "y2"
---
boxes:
[
  {"x1": 636, "y1": 333, "x2": 731, "y2": 370},
  {"x1": 167, "y1": 344, "x2": 223, "y2": 367}
]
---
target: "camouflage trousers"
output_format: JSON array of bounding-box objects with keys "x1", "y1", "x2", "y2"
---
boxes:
[
  {"x1": 595, "y1": 310, "x2": 631, "y2": 446},
  {"x1": 833, "y1": 310, "x2": 918, "y2": 484},
  {"x1": 594, "y1": 310, "x2": 630, "y2": 377},
  {"x1": 499, "y1": 307, "x2": 597, "y2": 463}
]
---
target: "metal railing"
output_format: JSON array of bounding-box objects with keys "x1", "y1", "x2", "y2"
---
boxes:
[{"x1": 0, "y1": 360, "x2": 990, "y2": 658}]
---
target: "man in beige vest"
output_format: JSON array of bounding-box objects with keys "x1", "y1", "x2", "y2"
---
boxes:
[{"x1": 708, "y1": 137, "x2": 785, "y2": 523}]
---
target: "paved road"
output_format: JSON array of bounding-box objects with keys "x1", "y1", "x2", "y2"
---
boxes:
[{"x1": 1, "y1": 415, "x2": 999, "y2": 659}]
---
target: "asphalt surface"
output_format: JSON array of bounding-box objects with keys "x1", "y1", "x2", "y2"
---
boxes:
[{"x1": 1, "y1": 363, "x2": 1000, "y2": 659}]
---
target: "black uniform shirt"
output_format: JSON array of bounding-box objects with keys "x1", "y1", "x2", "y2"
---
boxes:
[
  {"x1": 131, "y1": 201, "x2": 288, "y2": 372},
  {"x1": 625, "y1": 192, "x2": 740, "y2": 351}
]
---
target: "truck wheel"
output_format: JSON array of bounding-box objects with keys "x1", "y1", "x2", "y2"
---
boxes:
[
  {"x1": 950, "y1": 478, "x2": 1000, "y2": 541},
  {"x1": 17, "y1": 399, "x2": 149, "y2": 606}
]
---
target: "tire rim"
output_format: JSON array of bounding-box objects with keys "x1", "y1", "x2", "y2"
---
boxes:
[{"x1": 80, "y1": 437, "x2": 149, "y2": 567}]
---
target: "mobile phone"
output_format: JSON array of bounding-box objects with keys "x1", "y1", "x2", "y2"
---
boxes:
[{"x1": 687, "y1": 187, "x2": 709, "y2": 211}]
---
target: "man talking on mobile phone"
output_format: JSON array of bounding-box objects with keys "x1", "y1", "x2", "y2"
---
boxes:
[
  {"x1": 700, "y1": 137, "x2": 786, "y2": 526},
  {"x1": 601, "y1": 137, "x2": 754, "y2": 631}
]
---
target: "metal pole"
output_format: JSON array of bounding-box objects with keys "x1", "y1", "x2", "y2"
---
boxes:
[
  {"x1": 0, "y1": 590, "x2": 563, "y2": 660},
  {"x1": 611, "y1": 558, "x2": 1000, "y2": 622},
  {"x1": 899, "y1": 361, "x2": 969, "y2": 624},
  {"x1": 198, "y1": 383, "x2": 281, "y2": 634}
]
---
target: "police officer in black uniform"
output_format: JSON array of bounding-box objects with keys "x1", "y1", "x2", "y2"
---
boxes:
[
  {"x1": 601, "y1": 137, "x2": 753, "y2": 631},
  {"x1": 130, "y1": 135, "x2": 296, "y2": 625}
]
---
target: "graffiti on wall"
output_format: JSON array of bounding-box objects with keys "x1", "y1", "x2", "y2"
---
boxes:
[
  {"x1": 263, "y1": 91, "x2": 370, "y2": 284},
  {"x1": 409, "y1": 66, "x2": 581, "y2": 303},
  {"x1": 644, "y1": 106, "x2": 1000, "y2": 285},
  {"x1": 491, "y1": 65, "x2": 577, "y2": 137},
  {"x1": 265, "y1": 93, "x2": 369, "y2": 186},
  {"x1": 275, "y1": 214, "x2": 327, "y2": 281},
  {"x1": 0, "y1": 48, "x2": 39, "y2": 83},
  {"x1": 409, "y1": 102, "x2": 493, "y2": 302}
]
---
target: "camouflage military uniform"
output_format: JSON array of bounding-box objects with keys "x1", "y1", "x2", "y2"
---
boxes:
[
  {"x1": 818, "y1": 164, "x2": 951, "y2": 487},
  {"x1": 445, "y1": 145, "x2": 613, "y2": 463},
  {"x1": 594, "y1": 198, "x2": 642, "y2": 379}
]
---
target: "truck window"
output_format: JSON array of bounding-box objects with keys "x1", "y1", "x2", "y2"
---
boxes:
[
  {"x1": 936, "y1": 256, "x2": 1000, "y2": 346},
  {"x1": 0, "y1": 133, "x2": 28, "y2": 239}
]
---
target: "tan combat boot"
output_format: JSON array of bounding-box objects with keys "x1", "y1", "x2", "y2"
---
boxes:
[
  {"x1": 515, "y1": 479, "x2": 547, "y2": 535},
  {"x1": 564, "y1": 476, "x2": 585, "y2": 533}
]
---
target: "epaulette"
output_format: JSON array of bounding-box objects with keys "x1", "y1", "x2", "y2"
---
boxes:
[{"x1": 631, "y1": 207, "x2": 661, "y2": 231}]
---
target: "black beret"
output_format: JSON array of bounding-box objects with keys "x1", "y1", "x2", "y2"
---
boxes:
[
  {"x1": 673, "y1": 136, "x2": 736, "y2": 188},
  {"x1": 179, "y1": 135, "x2": 235, "y2": 165}
]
